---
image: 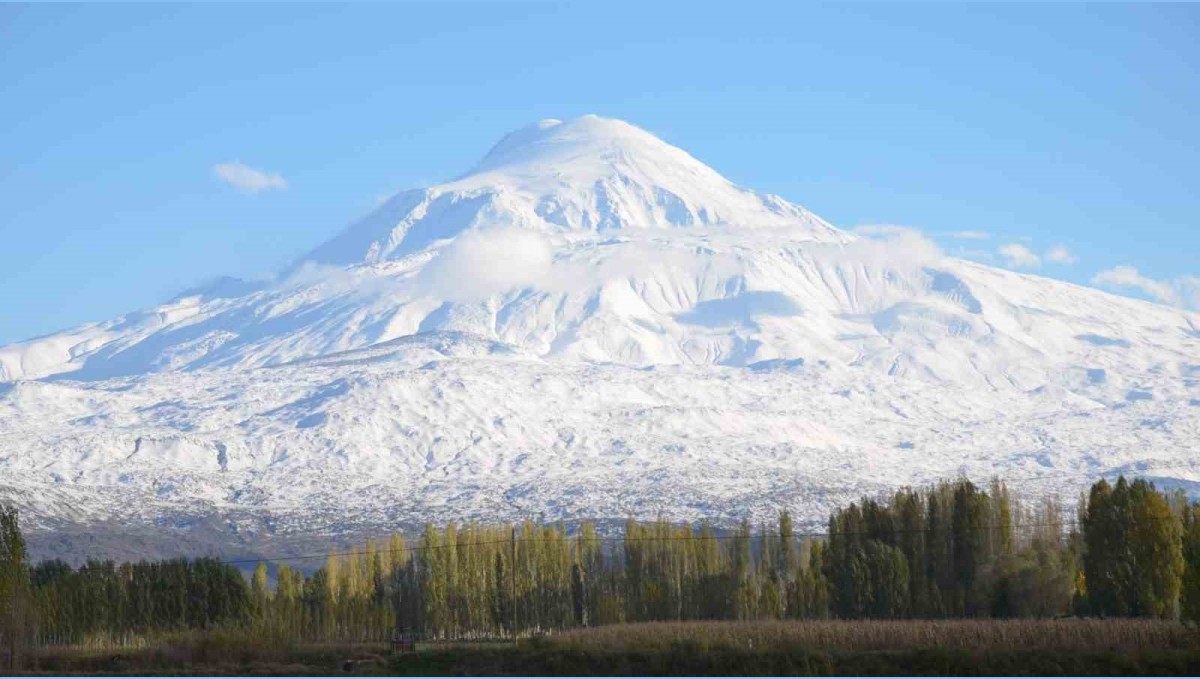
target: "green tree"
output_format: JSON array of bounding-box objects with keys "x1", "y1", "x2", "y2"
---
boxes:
[
  {"x1": 1082, "y1": 477, "x2": 1183, "y2": 618},
  {"x1": 951, "y1": 480, "x2": 989, "y2": 615},
  {"x1": 1126, "y1": 479, "x2": 1183, "y2": 618},
  {"x1": 1, "y1": 505, "x2": 31, "y2": 671},
  {"x1": 1182, "y1": 504, "x2": 1200, "y2": 623},
  {"x1": 731, "y1": 520, "x2": 754, "y2": 619},
  {"x1": 862, "y1": 540, "x2": 910, "y2": 618}
]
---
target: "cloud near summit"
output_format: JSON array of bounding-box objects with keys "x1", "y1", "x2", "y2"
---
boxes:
[
  {"x1": 998, "y1": 243, "x2": 1040, "y2": 269},
  {"x1": 1092, "y1": 266, "x2": 1200, "y2": 310}
]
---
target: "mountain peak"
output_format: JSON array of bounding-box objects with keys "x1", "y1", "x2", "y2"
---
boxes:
[
  {"x1": 469, "y1": 115, "x2": 700, "y2": 177},
  {"x1": 301, "y1": 115, "x2": 847, "y2": 266}
]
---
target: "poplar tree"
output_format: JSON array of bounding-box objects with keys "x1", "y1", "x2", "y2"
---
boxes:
[
  {"x1": 951, "y1": 480, "x2": 988, "y2": 615},
  {"x1": 1127, "y1": 479, "x2": 1183, "y2": 618},
  {"x1": 1, "y1": 505, "x2": 30, "y2": 671},
  {"x1": 251, "y1": 562, "x2": 270, "y2": 621},
  {"x1": 731, "y1": 520, "x2": 753, "y2": 619},
  {"x1": 1182, "y1": 504, "x2": 1200, "y2": 623},
  {"x1": 1082, "y1": 476, "x2": 1183, "y2": 618}
]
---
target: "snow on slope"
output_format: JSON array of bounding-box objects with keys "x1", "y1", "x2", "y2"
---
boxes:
[{"x1": 1, "y1": 115, "x2": 1198, "y2": 551}]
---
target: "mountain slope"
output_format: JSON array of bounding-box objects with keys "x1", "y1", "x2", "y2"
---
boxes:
[{"x1": 1, "y1": 115, "x2": 1197, "y2": 554}]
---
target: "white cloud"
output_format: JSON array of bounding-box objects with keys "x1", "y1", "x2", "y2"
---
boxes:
[
  {"x1": 998, "y1": 243, "x2": 1040, "y2": 269},
  {"x1": 213, "y1": 161, "x2": 288, "y2": 194},
  {"x1": 949, "y1": 230, "x2": 990, "y2": 240},
  {"x1": 278, "y1": 224, "x2": 950, "y2": 320},
  {"x1": 1181, "y1": 279, "x2": 1200, "y2": 311},
  {"x1": 1091, "y1": 266, "x2": 1200, "y2": 310},
  {"x1": 948, "y1": 246, "x2": 996, "y2": 263},
  {"x1": 418, "y1": 227, "x2": 555, "y2": 301},
  {"x1": 417, "y1": 227, "x2": 745, "y2": 302},
  {"x1": 1044, "y1": 245, "x2": 1078, "y2": 265},
  {"x1": 853, "y1": 223, "x2": 913, "y2": 237},
  {"x1": 1091, "y1": 266, "x2": 1173, "y2": 303},
  {"x1": 842, "y1": 224, "x2": 944, "y2": 270}
]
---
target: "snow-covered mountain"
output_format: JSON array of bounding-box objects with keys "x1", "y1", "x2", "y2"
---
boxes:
[{"x1": 2, "y1": 115, "x2": 1198, "y2": 557}]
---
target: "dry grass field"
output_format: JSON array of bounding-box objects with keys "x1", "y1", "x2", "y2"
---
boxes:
[
  {"x1": 15, "y1": 619, "x2": 1200, "y2": 676},
  {"x1": 552, "y1": 618, "x2": 1199, "y2": 652}
]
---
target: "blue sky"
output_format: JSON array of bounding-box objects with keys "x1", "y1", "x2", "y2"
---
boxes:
[{"x1": 1, "y1": 3, "x2": 1197, "y2": 344}]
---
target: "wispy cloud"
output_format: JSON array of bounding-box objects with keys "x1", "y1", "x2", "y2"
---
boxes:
[
  {"x1": 1044, "y1": 245, "x2": 1077, "y2": 265},
  {"x1": 418, "y1": 227, "x2": 555, "y2": 301},
  {"x1": 998, "y1": 243, "x2": 1040, "y2": 269},
  {"x1": 213, "y1": 161, "x2": 288, "y2": 194},
  {"x1": 1092, "y1": 266, "x2": 1200, "y2": 310},
  {"x1": 416, "y1": 227, "x2": 744, "y2": 302},
  {"x1": 948, "y1": 230, "x2": 990, "y2": 240},
  {"x1": 841, "y1": 224, "x2": 943, "y2": 271},
  {"x1": 853, "y1": 224, "x2": 913, "y2": 237},
  {"x1": 948, "y1": 246, "x2": 996, "y2": 264},
  {"x1": 412, "y1": 223, "x2": 945, "y2": 304}
]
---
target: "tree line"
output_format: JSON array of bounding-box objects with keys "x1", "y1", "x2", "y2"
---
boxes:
[
  {"x1": 823, "y1": 477, "x2": 1189, "y2": 620},
  {"x1": 4, "y1": 475, "x2": 1200, "y2": 654}
]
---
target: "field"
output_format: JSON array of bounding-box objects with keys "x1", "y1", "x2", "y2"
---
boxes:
[{"x1": 15, "y1": 619, "x2": 1200, "y2": 676}]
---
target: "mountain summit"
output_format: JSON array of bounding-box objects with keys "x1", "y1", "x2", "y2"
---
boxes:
[
  {"x1": 1, "y1": 116, "x2": 1197, "y2": 557},
  {"x1": 471, "y1": 115, "x2": 704, "y2": 175},
  {"x1": 304, "y1": 115, "x2": 845, "y2": 266}
]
